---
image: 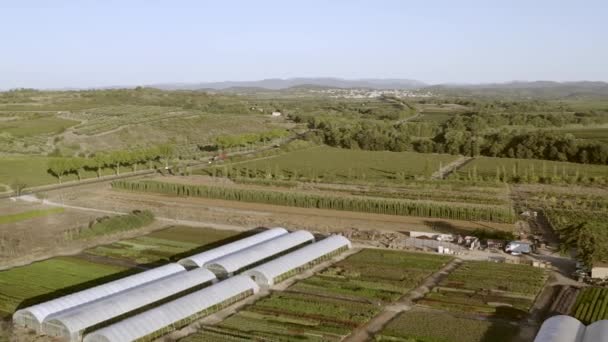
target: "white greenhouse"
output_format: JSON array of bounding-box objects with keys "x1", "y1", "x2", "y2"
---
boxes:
[
  {"x1": 83, "y1": 275, "x2": 260, "y2": 342},
  {"x1": 204, "y1": 230, "x2": 315, "y2": 277},
  {"x1": 533, "y1": 315, "x2": 608, "y2": 342},
  {"x1": 12, "y1": 263, "x2": 185, "y2": 332},
  {"x1": 178, "y1": 227, "x2": 288, "y2": 268},
  {"x1": 41, "y1": 268, "x2": 217, "y2": 342},
  {"x1": 244, "y1": 235, "x2": 351, "y2": 286}
]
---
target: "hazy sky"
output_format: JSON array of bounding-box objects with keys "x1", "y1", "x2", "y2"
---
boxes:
[{"x1": 1, "y1": 0, "x2": 607, "y2": 89}]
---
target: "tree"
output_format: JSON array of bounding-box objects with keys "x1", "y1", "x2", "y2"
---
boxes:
[
  {"x1": 158, "y1": 144, "x2": 174, "y2": 168},
  {"x1": 90, "y1": 153, "x2": 108, "y2": 178},
  {"x1": 11, "y1": 180, "x2": 27, "y2": 196},
  {"x1": 69, "y1": 158, "x2": 86, "y2": 181},
  {"x1": 48, "y1": 158, "x2": 70, "y2": 183}
]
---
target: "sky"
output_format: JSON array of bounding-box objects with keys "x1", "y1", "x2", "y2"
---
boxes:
[{"x1": 1, "y1": 0, "x2": 607, "y2": 89}]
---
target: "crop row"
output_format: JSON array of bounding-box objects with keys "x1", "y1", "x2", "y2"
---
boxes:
[
  {"x1": 572, "y1": 288, "x2": 608, "y2": 324},
  {"x1": 111, "y1": 180, "x2": 516, "y2": 223}
]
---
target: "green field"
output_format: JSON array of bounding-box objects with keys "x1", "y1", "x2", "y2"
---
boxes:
[
  {"x1": 186, "y1": 249, "x2": 451, "y2": 341},
  {"x1": 291, "y1": 249, "x2": 452, "y2": 303},
  {"x1": 231, "y1": 146, "x2": 459, "y2": 181},
  {"x1": 0, "y1": 225, "x2": 241, "y2": 319},
  {"x1": 0, "y1": 257, "x2": 127, "y2": 318},
  {"x1": 83, "y1": 225, "x2": 240, "y2": 264},
  {"x1": 0, "y1": 208, "x2": 64, "y2": 224},
  {"x1": 0, "y1": 155, "x2": 116, "y2": 189},
  {"x1": 0, "y1": 115, "x2": 78, "y2": 137},
  {"x1": 455, "y1": 156, "x2": 608, "y2": 183},
  {"x1": 376, "y1": 311, "x2": 519, "y2": 342},
  {"x1": 559, "y1": 127, "x2": 608, "y2": 143},
  {"x1": 418, "y1": 261, "x2": 547, "y2": 319},
  {"x1": 572, "y1": 288, "x2": 608, "y2": 324}
]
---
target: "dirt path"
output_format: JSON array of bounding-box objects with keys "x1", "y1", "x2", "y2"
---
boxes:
[
  {"x1": 343, "y1": 258, "x2": 463, "y2": 342},
  {"x1": 431, "y1": 156, "x2": 473, "y2": 180}
]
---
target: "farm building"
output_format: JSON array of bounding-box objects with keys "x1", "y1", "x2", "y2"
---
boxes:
[
  {"x1": 244, "y1": 235, "x2": 351, "y2": 286},
  {"x1": 83, "y1": 275, "x2": 260, "y2": 342},
  {"x1": 591, "y1": 262, "x2": 608, "y2": 279},
  {"x1": 178, "y1": 227, "x2": 288, "y2": 268},
  {"x1": 41, "y1": 268, "x2": 217, "y2": 342},
  {"x1": 204, "y1": 230, "x2": 315, "y2": 277},
  {"x1": 12, "y1": 263, "x2": 185, "y2": 332},
  {"x1": 534, "y1": 315, "x2": 608, "y2": 342}
]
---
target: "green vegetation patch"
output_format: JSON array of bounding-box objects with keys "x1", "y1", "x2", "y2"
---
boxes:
[
  {"x1": 0, "y1": 115, "x2": 78, "y2": 137},
  {"x1": 418, "y1": 261, "x2": 548, "y2": 319},
  {"x1": 65, "y1": 210, "x2": 154, "y2": 240},
  {"x1": 233, "y1": 146, "x2": 459, "y2": 181},
  {"x1": 455, "y1": 156, "x2": 608, "y2": 184},
  {"x1": 572, "y1": 287, "x2": 608, "y2": 324},
  {"x1": 0, "y1": 256, "x2": 127, "y2": 318},
  {"x1": 292, "y1": 249, "x2": 452, "y2": 303},
  {"x1": 83, "y1": 225, "x2": 239, "y2": 264},
  {"x1": 376, "y1": 311, "x2": 519, "y2": 342},
  {"x1": 0, "y1": 207, "x2": 64, "y2": 224}
]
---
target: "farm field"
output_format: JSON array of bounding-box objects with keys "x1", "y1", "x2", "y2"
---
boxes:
[
  {"x1": 230, "y1": 146, "x2": 460, "y2": 182},
  {"x1": 0, "y1": 207, "x2": 64, "y2": 224},
  {"x1": 417, "y1": 261, "x2": 548, "y2": 319},
  {"x1": 0, "y1": 155, "x2": 116, "y2": 189},
  {"x1": 0, "y1": 114, "x2": 78, "y2": 137},
  {"x1": 0, "y1": 225, "x2": 240, "y2": 319},
  {"x1": 571, "y1": 287, "x2": 608, "y2": 324},
  {"x1": 186, "y1": 249, "x2": 451, "y2": 341},
  {"x1": 376, "y1": 311, "x2": 519, "y2": 342},
  {"x1": 558, "y1": 127, "x2": 608, "y2": 143},
  {"x1": 290, "y1": 249, "x2": 452, "y2": 303},
  {"x1": 83, "y1": 225, "x2": 241, "y2": 265},
  {"x1": 455, "y1": 156, "x2": 608, "y2": 182},
  {"x1": 0, "y1": 256, "x2": 127, "y2": 319},
  {"x1": 112, "y1": 179, "x2": 516, "y2": 223}
]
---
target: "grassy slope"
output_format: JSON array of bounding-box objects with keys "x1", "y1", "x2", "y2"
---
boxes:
[
  {"x1": 0, "y1": 116, "x2": 79, "y2": 137},
  {"x1": 0, "y1": 208, "x2": 64, "y2": 224}
]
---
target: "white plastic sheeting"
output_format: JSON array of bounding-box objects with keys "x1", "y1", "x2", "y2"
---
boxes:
[
  {"x1": 83, "y1": 275, "x2": 259, "y2": 342},
  {"x1": 204, "y1": 230, "x2": 314, "y2": 276},
  {"x1": 584, "y1": 320, "x2": 608, "y2": 342},
  {"x1": 41, "y1": 268, "x2": 216, "y2": 342},
  {"x1": 178, "y1": 227, "x2": 288, "y2": 268},
  {"x1": 12, "y1": 263, "x2": 185, "y2": 331},
  {"x1": 534, "y1": 315, "x2": 586, "y2": 342},
  {"x1": 244, "y1": 235, "x2": 351, "y2": 286}
]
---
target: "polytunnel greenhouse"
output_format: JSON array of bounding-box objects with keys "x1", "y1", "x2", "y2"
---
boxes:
[
  {"x1": 41, "y1": 267, "x2": 217, "y2": 342},
  {"x1": 204, "y1": 230, "x2": 314, "y2": 277},
  {"x1": 83, "y1": 275, "x2": 260, "y2": 342},
  {"x1": 178, "y1": 227, "x2": 288, "y2": 268},
  {"x1": 244, "y1": 235, "x2": 351, "y2": 286},
  {"x1": 533, "y1": 315, "x2": 608, "y2": 342},
  {"x1": 12, "y1": 263, "x2": 185, "y2": 332}
]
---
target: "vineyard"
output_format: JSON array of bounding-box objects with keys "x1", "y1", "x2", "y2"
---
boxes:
[
  {"x1": 186, "y1": 249, "x2": 450, "y2": 341},
  {"x1": 376, "y1": 311, "x2": 519, "y2": 342},
  {"x1": 229, "y1": 146, "x2": 460, "y2": 181},
  {"x1": 111, "y1": 180, "x2": 516, "y2": 223},
  {"x1": 572, "y1": 287, "x2": 608, "y2": 324},
  {"x1": 454, "y1": 156, "x2": 608, "y2": 184},
  {"x1": 417, "y1": 261, "x2": 548, "y2": 319}
]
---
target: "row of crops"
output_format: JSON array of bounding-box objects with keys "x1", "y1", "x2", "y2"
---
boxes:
[
  {"x1": 572, "y1": 288, "x2": 608, "y2": 324},
  {"x1": 417, "y1": 261, "x2": 548, "y2": 319},
  {"x1": 184, "y1": 249, "x2": 452, "y2": 341},
  {"x1": 111, "y1": 180, "x2": 517, "y2": 223}
]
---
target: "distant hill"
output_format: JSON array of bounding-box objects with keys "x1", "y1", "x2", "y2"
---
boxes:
[
  {"x1": 427, "y1": 81, "x2": 608, "y2": 98},
  {"x1": 150, "y1": 78, "x2": 427, "y2": 90}
]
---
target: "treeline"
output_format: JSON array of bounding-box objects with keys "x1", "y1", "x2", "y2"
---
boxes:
[
  {"x1": 111, "y1": 180, "x2": 516, "y2": 223},
  {"x1": 215, "y1": 129, "x2": 289, "y2": 149},
  {"x1": 47, "y1": 144, "x2": 174, "y2": 183},
  {"x1": 302, "y1": 116, "x2": 608, "y2": 165},
  {"x1": 65, "y1": 210, "x2": 154, "y2": 240}
]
